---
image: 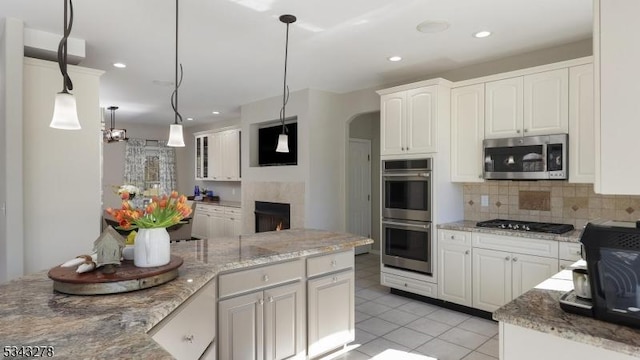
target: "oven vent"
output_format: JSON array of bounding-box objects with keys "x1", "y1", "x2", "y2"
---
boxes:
[{"x1": 611, "y1": 233, "x2": 640, "y2": 249}]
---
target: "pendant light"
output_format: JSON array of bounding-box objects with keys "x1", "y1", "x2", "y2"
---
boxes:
[
  {"x1": 275, "y1": 14, "x2": 296, "y2": 153},
  {"x1": 167, "y1": 0, "x2": 186, "y2": 147},
  {"x1": 50, "y1": 0, "x2": 80, "y2": 130},
  {"x1": 103, "y1": 106, "x2": 128, "y2": 143}
]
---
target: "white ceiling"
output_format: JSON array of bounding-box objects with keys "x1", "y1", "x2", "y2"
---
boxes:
[{"x1": 1, "y1": 0, "x2": 592, "y2": 126}]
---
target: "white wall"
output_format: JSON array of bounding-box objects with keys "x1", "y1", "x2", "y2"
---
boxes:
[
  {"x1": 101, "y1": 122, "x2": 181, "y2": 210},
  {"x1": 0, "y1": 18, "x2": 24, "y2": 283},
  {"x1": 180, "y1": 120, "x2": 242, "y2": 202},
  {"x1": 23, "y1": 58, "x2": 103, "y2": 274}
]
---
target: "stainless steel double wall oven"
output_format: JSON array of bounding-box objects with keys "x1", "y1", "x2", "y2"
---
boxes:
[{"x1": 381, "y1": 159, "x2": 433, "y2": 275}]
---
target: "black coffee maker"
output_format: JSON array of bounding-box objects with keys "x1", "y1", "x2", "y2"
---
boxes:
[{"x1": 579, "y1": 221, "x2": 640, "y2": 328}]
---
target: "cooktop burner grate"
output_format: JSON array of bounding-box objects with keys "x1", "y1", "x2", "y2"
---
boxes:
[{"x1": 476, "y1": 219, "x2": 575, "y2": 234}]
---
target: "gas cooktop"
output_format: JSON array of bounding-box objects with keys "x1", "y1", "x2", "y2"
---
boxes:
[{"x1": 476, "y1": 219, "x2": 575, "y2": 234}]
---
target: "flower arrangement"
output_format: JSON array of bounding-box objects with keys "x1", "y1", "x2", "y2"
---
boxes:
[
  {"x1": 106, "y1": 191, "x2": 192, "y2": 230},
  {"x1": 114, "y1": 184, "x2": 140, "y2": 199}
]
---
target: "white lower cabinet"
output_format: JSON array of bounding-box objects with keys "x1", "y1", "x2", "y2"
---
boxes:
[
  {"x1": 472, "y1": 247, "x2": 558, "y2": 312},
  {"x1": 218, "y1": 259, "x2": 306, "y2": 360},
  {"x1": 437, "y1": 229, "x2": 561, "y2": 313},
  {"x1": 307, "y1": 270, "x2": 355, "y2": 358},
  {"x1": 192, "y1": 204, "x2": 243, "y2": 239},
  {"x1": 306, "y1": 250, "x2": 355, "y2": 359},
  {"x1": 149, "y1": 281, "x2": 216, "y2": 360},
  {"x1": 438, "y1": 230, "x2": 472, "y2": 307}
]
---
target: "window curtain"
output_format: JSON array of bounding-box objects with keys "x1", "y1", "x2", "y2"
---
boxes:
[
  {"x1": 123, "y1": 138, "x2": 146, "y2": 190},
  {"x1": 158, "y1": 140, "x2": 177, "y2": 196}
]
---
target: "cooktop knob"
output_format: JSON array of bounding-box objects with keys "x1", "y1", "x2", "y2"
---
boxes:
[{"x1": 513, "y1": 224, "x2": 520, "y2": 230}]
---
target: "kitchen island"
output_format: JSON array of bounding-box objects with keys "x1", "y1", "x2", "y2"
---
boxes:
[
  {"x1": 0, "y1": 229, "x2": 372, "y2": 359},
  {"x1": 493, "y1": 267, "x2": 640, "y2": 360}
]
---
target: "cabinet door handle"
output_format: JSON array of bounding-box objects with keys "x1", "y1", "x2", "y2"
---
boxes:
[
  {"x1": 512, "y1": 257, "x2": 518, "y2": 262},
  {"x1": 401, "y1": 147, "x2": 405, "y2": 151},
  {"x1": 516, "y1": 129, "x2": 521, "y2": 134},
  {"x1": 524, "y1": 129, "x2": 528, "y2": 133},
  {"x1": 263, "y1": 275, "x2": 269, "y2": 282},
  {"x1": 331, "y1": 260, "x2": 337, "y2": 267},
  {"x1": 407, "y1": 147, "x2": 410, "y2": 151},
  {"x1": 450, "y1": 235, "x2": 455, "y2": 239},
  {"x1": 478, "y1": 174, "x2": 483, "y2": 179},
  {"x1": 258, "y1": 298, "x2": 264, "y2": 305},
  {"x1": 333, "y1": 277, "x2": 338, "y2": 283},
  {"x1": 184, "y1": 334, "x2": 195, "y2": 343},
  {"x1": 268, "y1": 296, "x2": 274, "y2": 303},
  {"x1": 575, "y1": 250, "x2": 582, "y2": 255},
  {"x1": 505, "y1": 256, "x2": 510, "y2": 261},
  {"x1": 465, "y1": 250, "x2": 470, "y2": 255},
  {"x1": 403, "y1": 283, "x2": 408, "y2": 287},
  {"x1": 560, "y1": 265, "x2": 566, "y2": 270}
]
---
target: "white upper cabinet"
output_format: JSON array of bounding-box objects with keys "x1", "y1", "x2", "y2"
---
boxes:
[
  {"x1": 406, "y1": 87, "x2": 437, "y2": 154},
  {"x1": 523, "y1": 69, "x2": 569, "y2": 136},
  {"x1": 451, "y1": 84, "x2": 485, "y2": 182},
  {"x1": 195, "y1": 129, "x2": 241, "y2": 181},
  {"x1": 569, "y1": 64, "x2": 595, "y2": 183},
  {"x1": 380, "y1": 85, "x2": 440, "y2": 155},
  {"x1": 380, "y1": 93, "x2": 405, "y2": 155},
  {"x1": 485, "y1": 70, "x2": 568, "y2": 139},
  {"x1": 594, "y1": 0, "x2": 640, "y2": 194},
  {"x1": 485, "y1": 77, "x2": 523, "y2": 139}
]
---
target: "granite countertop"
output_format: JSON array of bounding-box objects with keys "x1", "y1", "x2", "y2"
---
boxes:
[
  {"x1": 493, "y1": 269, "x2": 640, "y2": 357},
  {"x1": 194, "y1": 200, "x2": 241, "y2": 208},
  {"x1": 0, "y1": 229, "x2": 372, "y2": 359},
  {"x1": 438, "y1": 220, "x2": 582, "y2": 243}
]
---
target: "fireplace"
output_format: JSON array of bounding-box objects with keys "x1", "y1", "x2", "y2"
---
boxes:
[{"x1": 254, "y1": 201, "x2": 291, "y2": 233}]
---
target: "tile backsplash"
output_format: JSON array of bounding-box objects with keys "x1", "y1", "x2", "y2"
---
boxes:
[{"x1": 463, "y1": 181, "x2": 640, "y2": 228}]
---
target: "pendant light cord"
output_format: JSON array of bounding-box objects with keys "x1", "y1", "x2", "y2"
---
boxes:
[
  {"x1": 57, "y1": 0, "x2": 74, "y2": 93},
  {"x1": 280, "y1": 21, "x2": 291, "y2": 134},
  {"x1": 170, "y1": 0, "x2": 183, "y2": 125}
]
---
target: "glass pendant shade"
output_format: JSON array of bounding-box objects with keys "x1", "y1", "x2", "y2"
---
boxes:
[
  {"x1": 275, "y1": 133, "x2": 289, "y2": 153},
  {"x1": 50, "y1": 92, "x2": 81, "y2": 130},
  {"x1": 167, "y1": 124, "x2": 185, "y2": 147}
]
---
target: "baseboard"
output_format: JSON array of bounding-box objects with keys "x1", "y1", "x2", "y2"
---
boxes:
[{"x1": 390, "y1": 288, "x2": 494, "y2": 321}]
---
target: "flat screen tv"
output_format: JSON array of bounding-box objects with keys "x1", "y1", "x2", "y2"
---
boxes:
[{"x1": 258, "y1": 122, "x2": 297, "y2": 166}]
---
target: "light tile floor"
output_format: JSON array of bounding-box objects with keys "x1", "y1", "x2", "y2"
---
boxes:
[{"x1": 322, "y1": 253, "x2": 499, "y2": 360}]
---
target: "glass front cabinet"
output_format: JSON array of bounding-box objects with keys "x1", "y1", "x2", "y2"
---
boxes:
[{"x1": 195, "y1": 134, "x2": 210, "y2": 180}]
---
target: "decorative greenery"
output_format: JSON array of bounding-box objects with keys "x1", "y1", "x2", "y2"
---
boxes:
[{"x1": 107, "y1": 191, "x2": 192, "y2": 230}]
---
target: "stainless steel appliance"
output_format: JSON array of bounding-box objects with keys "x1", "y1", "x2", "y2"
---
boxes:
[
  {"x1": 382, "y1": 159, "x2": 432, "y2": 222},
  {"x1": 483, "y1": 134, "x2": 568, "y2": 180},
  {"x1": 381, "y1": 219, "x2": 432, "y2": 274},
  {"x1": 476, "y1": 219, "x2": 575, "y2": 234}
]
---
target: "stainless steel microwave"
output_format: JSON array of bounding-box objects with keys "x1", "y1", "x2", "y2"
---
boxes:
[{"x1": 483, "y1": 134, "x2": 568, "y2": 180}]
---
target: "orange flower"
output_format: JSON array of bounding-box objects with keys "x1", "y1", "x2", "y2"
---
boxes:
[
  {"x1": 109, "y1": 189, "x2": 191, "y2": 230},
  {"x1": 178, "y1": 195, "x2": 187, "y2": 204},
  {"x1": 159, "y1": 199, "x2": 168, "y2": 208},
  {"x1": 170, "y1": 191, "x2": 179, "y2": 199},
  {"x1": 120, "y1": 192, "x2": 130, "y2": 200}
]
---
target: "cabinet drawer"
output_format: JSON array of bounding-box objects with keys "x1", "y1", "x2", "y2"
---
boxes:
[
  {"x1": 439, "y1": 229, "x2": 472, "y2": 246},
  {"x1": 307, "y1": 249, "x2": 354, "y2": 278},
  {"x1": 472, "y1": 233, "x2": 558, "y2": 258},
  {"x1": 150, "y1": 281, "x2": 216, "y2": 360},
  {"x1": 559, "y1": 242, "x2": 582, "y2": 261},
  {"x1": 381, "y1": 272, "x2": 438, "y2": 298},
  {"x1": 225, "y1": 207, "x2": 242, "y2": 216},
  {"x1": 218, "y1": 259, "x2": 304, "y2": 298}
]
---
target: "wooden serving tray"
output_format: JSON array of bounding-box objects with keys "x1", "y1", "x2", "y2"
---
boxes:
[{"x1": 48, "y1": 255, "x2": 183, "y2": 295}]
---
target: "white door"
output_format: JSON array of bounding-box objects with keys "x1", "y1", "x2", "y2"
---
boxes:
[
  {"x1": 210, "y1": 214, "x2": 226, "y2": 239},
  {"x1": 523, "y1": 68, "x2": 569, "y2": 135},
  {"x1": 380, "y1": 93, "x2": 405, "y2": 155},
  {"x1": 263, "y1": 282, "x2": 306, "y2": 360},
  {"x1": 472, "y1": 248, "x2": 512, "y2": 312},
  {"x1": 218, "y1": 291, "x2": 264, "y2": 360},
  {"x1": 222, "y1": 130, "x2": 240, "y2": 180},
  {"x1": 307, "y1": 270, "x2": 355, "y2": 358},
  {"x1": 569, "y1": 64, "x2": 595, "y2": 183},
  {"x1": 406, "y1": 86, "x2": 437, "y2": 153},
  {"x1": 511, "y1": 254, "x2": 558, "y2": 299},
  {"x1": 192, "y1": 212, "x2": 209, "y2": 239},
  {"x1": 451, "y1": 84, "x2": 485, "y2": 182},
  {"x1": 485, "y1": 77, "x2": 523, "y2": 139},
  {"x1": 348, "y1": 139, "x2": 371, "y2": 255},
  {"x1": 438, "y1": 243, "x2": 472, "y2": 307},
  {"x1": 210, "y1": 132, "x2": 223, "y2": 180}
]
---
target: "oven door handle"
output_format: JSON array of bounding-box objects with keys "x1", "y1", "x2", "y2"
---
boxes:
[
  {"x1": 383, "y1": 172, "x2": 430, "y2": 178},
  {"x1": 382, "y1": 221, "x2": 431, "y2": 229}
]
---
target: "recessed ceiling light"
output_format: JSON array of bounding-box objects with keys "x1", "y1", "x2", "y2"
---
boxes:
[
  {"x1": 186, "y1": 117, "x2": 194, "y2": 121},
  {"x1": 113, "y1": 62, "x2": 127, "y2": 68},
  {"x1": 416, "y1": 21, "x2": 450, "y2": 34},
  {"x1": 473, "y1": 31, "x2": 492, "y2": 38},
  {"x1": 212, "y1": 111, "x2": 220, "y2": 115},
  {"x1": 388, "y1": 56, "x2": 402, "y2": 62}
]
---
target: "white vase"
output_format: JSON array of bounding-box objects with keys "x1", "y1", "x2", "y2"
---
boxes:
[{"x1": 134, "y1": 228, "x2": 170, "y2": 267}]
